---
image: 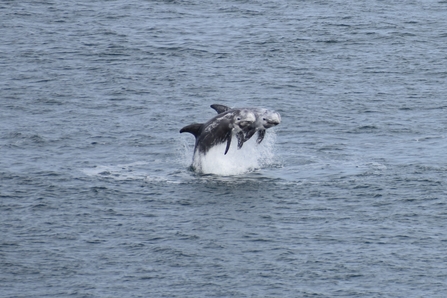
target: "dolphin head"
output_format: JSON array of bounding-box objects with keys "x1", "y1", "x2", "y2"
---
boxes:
[
  {"x1": 261, "y1": 110, "x2": 281, "y2": 129},
  {"x1": 234, "y1": 109, "x2": 256, "y2": 131}
]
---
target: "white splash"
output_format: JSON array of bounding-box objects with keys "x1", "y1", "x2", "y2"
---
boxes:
[{"x1": 183, "y1": 130, "x2": 277, "y2": 176}]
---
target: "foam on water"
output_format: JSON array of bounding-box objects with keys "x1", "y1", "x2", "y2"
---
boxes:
[
  {"x1": 81, "y1": 161, "x2": 182, "y2": 183},
  {"x1": 183, "y1": 130, "x2": 277, "y2": 176},
  {"x1": 81, "y1": 161, "x2": 151, "y2": 181}
]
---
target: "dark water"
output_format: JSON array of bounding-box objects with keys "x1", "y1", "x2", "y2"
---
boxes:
[{"x1": 2, "y1": 0, "x2": 447, "y2": 297}]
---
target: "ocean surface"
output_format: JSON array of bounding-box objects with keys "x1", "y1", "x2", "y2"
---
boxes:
[{"x1": 1, "y1": 0, "x2": 447, "y2": 297}]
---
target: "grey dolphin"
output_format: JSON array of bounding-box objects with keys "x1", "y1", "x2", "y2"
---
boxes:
[
  {"x1": 210, "y1": 104, "x2": 281, "y2": 146},
  {"x1": 180, "y1": 108, "x2": 256, "y2": 156}
]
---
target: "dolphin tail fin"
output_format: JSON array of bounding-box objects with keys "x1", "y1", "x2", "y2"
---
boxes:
[
  {"x1": 180, "y1": 123, "x2": 203, "y2": 138},
  {"x1": 210, "y1": 104, "x2": 231, "y2": 114}
]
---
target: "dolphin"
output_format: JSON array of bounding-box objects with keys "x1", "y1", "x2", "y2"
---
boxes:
[
  {"x1": 180, "y1": 108, "x2": 256, "y2": 156},
  {"x1": 210, "y1": 104, "x2": 281, "y2": 147}
]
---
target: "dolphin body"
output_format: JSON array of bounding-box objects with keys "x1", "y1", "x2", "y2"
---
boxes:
[
  {"x1": 210, "y1": 104, "x2": 281, "y2": 148},
  {"x1": 180, "y1": 108, "x2": 256, "y2": 156}
]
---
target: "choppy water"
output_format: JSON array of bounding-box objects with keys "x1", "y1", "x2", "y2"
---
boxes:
[{"x1": 1, "y1": 0, "x2": 447, "y2": 297}]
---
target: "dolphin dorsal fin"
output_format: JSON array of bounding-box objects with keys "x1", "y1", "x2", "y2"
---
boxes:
[
  {"x1": 210, "y1": 104, "x2": 231, "y2": 114},
  {"x1": 180, "y1": 123, "x2": 203, "y2": 138}
]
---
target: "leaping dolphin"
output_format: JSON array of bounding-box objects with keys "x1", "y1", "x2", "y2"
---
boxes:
[
  {"x1": 180, "y1": 108, "x2": 256, "y2": 156},
  {"x1": 210, "y1": 104, "x2": 281, "y2": 147}
]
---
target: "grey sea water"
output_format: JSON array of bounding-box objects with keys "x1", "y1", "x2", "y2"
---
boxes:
[{"x1": 1, "y1": 0, "x2": 447, "y2": 297}]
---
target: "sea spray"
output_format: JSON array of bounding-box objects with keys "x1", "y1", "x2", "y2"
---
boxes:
[
  {"x1": 182, "y1": 130, "x2": 277, "y2": 176},
  {"x1": 177, "y1": 135, "x2": 195, "y2": 169}
]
